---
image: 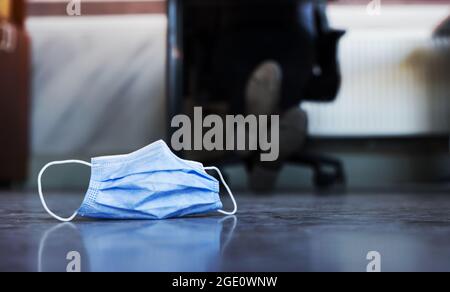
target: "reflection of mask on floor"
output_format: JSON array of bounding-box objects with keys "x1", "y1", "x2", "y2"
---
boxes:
[
  {"x1": 38, "y1": 223, "x2": 90, "y2": 272},
  {"x1": 38, "y1": 216, "x2": 237, "y2": 272},
  {"x1": 38, "y1": 140, "x2": 237, "y2": 222}
]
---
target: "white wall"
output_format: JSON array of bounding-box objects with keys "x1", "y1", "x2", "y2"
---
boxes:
[
  {"x1": 304, "y1": 5, "x2": 450, "y2": 137},
  {"x1": 28, "y1": 15, "x2": 168, "y2": 158}
]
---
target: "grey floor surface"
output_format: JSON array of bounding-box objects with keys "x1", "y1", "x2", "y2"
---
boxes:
[{"x1": 1, "y1": 191, "x2": 450, "y2": 272}]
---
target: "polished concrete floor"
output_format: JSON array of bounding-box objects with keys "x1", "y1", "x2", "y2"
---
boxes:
[{"x1": 1, "y1": 191, "x2": 450, "y2": 272}]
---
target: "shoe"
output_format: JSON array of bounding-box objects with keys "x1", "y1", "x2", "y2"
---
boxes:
[
  {"x1": 245, "y1": 61, "x2": 282, "y2": 116},
  {"x1": 277, "y1": 107, "x2": 308, "y2": 161},
  {"x1": 235, "y1": 61, "x2": 282, "y2": 159},
  {"x1": 248, "y1": 107, "x2": 308, "y2": 193}
]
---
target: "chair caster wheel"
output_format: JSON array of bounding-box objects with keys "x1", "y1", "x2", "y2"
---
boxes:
[
  {"x1": 313, "y1": 170, "x2": 346, "y2": 190},
  {"x1": 0, "y1": 181, "x2": 12, "y2": 189}
]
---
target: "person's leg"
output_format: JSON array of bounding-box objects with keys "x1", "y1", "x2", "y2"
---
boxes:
[
  {"x1": 211, "y1": 33, "x2": 311, "y2": 193},
  {"x1": 234, "y1": 61, "x2": 282, "y2": 160},
  {"x1": 211, "y1": 32, "x2": 264, "y2": 115},
  {"x1": 277, "y1": 38, "x2": 314, "y2": 110},
  {"x1": 212, "y1": 33, "x2": 282, "y2": 162},
  {"x1": 246, "y1": 40, "x2": 312, "y2": 193},
  {"x1": 248, "y1": 106, "x2": 308, "y2": 193},
  {"x1": 277, "y1": 107, "x2": 309, "y2": 162}
]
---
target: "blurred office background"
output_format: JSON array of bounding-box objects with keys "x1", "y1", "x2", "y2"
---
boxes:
[{"x1": 1, "y1": 0, "x2": 449, "y2": 191}]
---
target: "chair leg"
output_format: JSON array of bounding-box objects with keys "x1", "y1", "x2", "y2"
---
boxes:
[
  {"x1": 291, "y1": 153, "x2": 346, "y2": 189},
  {"x1": 0, "y1": 181, "x2": 12, "y2": 189}
]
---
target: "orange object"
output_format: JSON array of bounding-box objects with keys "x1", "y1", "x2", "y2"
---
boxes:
[{"x1": 0, "y1": 0, "x2": 11, "y2": 21}]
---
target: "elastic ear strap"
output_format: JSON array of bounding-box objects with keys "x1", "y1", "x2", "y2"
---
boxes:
[
  {"x1": 38, "y1": 160, "x2": 92, "y2": 222},
  {"x1": 204, "y1": 166, "x2": 237, "y2": 215}
]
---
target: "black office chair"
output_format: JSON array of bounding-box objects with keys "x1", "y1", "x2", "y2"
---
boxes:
[{"x1": 167, "y1": 0, "x2": 346, "y2": 189}]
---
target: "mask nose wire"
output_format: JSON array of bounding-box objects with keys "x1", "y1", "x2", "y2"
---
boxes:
[
  {"x1": 204, "y1": 166, "x2": 237, "y2": 215},
  {"x1": 38, "y1": 160, "x2": 92, "y2": 222}
]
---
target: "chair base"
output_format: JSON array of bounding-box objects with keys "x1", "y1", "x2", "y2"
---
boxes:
[
  {"x1": 182, "y1": 150, "x2": 346, "y2": 191},
  {"x1": 291, "y1": 152, "x2": 346, "y2": 190},
  {"x1": 0, "y1": 181, "x2": 12, "y2": 190}
]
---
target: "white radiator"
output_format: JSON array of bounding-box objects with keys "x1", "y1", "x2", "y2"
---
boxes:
[{"x1": 304, "y1": 5, "x2": 450, "y2": 137}]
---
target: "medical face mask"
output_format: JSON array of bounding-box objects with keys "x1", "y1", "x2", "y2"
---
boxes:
[{"x1": 38, "y1": 140, "x2": 237, "y2": 222}]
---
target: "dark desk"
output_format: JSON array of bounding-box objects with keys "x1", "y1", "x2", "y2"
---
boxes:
[{"x1": 0, "y1": 0, "x2": 29, "y2": 184}]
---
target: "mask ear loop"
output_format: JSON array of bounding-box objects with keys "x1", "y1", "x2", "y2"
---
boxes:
[
  {"x1": 204, "y1": 166, "x2": 237, "y2": 215},
  {"x1": 38, "y1": 160, "x2": 92, "y2": 222}
]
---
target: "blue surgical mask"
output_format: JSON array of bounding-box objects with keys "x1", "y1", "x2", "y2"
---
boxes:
[{"x1": 37, "y1": 140, "x2": 237, "y2": 222}]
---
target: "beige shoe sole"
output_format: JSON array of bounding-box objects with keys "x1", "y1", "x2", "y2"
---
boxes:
[{"x1": 245, "y1": 61, "x2": 282, "y2": 117}]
